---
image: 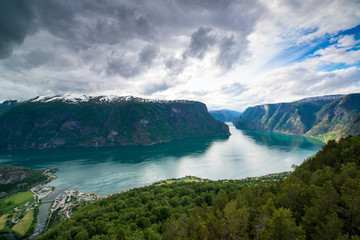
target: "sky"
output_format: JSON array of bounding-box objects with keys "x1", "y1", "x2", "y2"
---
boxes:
[{"x1": 0, "y1": 0, "x2": 360, "y2": 111}]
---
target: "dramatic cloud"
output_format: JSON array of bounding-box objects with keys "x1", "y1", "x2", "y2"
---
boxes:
[
  {"x1": 216, "y1": 35, "x2": 246, "y2": 70},
  {"x1": 105, "y1": 44, "x2": 158, "y2": 78},
  {"x1": 165, "y1": 57, "x2": 187, "y2": 75},
  {"x1": 184, "y1": 27, "x2": 216, "y2": 59},
  {"x1": 0, "y1": 0, "x2": 359, "y2": 110},
  {"x1": 139, "y1": 45, "x2": 158, "y2": 66},
  {"x1": 0, "y1": 0, "x2": 35, "y2": 58},
  {"x1": 142, "y1": 81, "x2": 172, "y2": 95}
]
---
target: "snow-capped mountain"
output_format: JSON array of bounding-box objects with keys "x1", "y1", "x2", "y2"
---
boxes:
[
  {"x1": 27, "y1": 94, "x2": 188, "y2": 104},
  {"x1": 294, "y1": 94, "x2": 345, "y2": 103},
  {"x1": 0, "y1": 94, "x2": 229, "y2": 150}
]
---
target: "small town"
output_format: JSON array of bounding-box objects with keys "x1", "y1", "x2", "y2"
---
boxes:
[
  {"x1": 5, "y1": 184, "x2": 53, "y2": 226},
  {"x1": 31, "y1": 184, "x2": 54, "y2": 200},
  {"x1": 1, "y1": 173, "x2": 102, "y2": 239},
  {"x1": 50, "y1": 189, "x2": 102, "y2": 219}
]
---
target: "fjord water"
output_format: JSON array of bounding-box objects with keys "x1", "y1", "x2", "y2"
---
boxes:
[{"x1": 0, "y1": 124, "x2": 323, "y2": 196}]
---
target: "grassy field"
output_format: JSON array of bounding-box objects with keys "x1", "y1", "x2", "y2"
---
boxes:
[
  {"x1": 181, "y1": 176, "x2": 203, "y2": 182},
  {"x1": 0, "y1": 191, "x2": 34, "y2": 214},
  {"x1": 154, "y1": 173, "x2": 291, "y2": 187},
  {"x1": 314, "y1": 131, "x2": 339, "y2": 143},
  {"x1": 156, "y1": 176, "x2": 206, "y2": 185},
  {"x1": 12, "y1": 210, "x2": 34, "y2": 236},
  {"x1": 0, "y1": 214, "x2": 9, "y2": 230}
]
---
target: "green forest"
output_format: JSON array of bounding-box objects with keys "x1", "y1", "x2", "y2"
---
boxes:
[{"x1": 38, "y1": 135, "x2": 360, "y2": 240}]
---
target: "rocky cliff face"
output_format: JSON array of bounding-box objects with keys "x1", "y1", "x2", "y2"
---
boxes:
[
  {"x1": 0, "y1": 165, "x2": 48, "y2": 197},
  {"x1": 233, "y1": 93, "x2": 360, "y2": 142},
  {"x1": 0, "y1": 166, "x2": 33, "y2": 185},
  {"x1": 0, "y1": 95, "x2": 229, "y2": 150}
]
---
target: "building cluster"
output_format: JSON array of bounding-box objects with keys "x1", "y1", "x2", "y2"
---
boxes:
[
  {"x1": 6, "y1": 181, "x2": 54, "y2": 227},
  {"x1": 31, "y1": 184, "x2": 54, "y2": 200},
  {"x1": 10, "y1": 198, "x2": 38, "y2": 225},
  {"x1": 6, "y1": 179, "x2": 101, "y2": 231},
  {"x1": 50, "y1": 190, "x2": 102, "y2": 219}
]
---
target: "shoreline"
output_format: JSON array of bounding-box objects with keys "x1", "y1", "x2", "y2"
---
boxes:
[
  {"x1": 110, "y1": 171, "x2": 292, "y2": 196},
  {"x1": 1, "y1": 167, "x2": 293, "y2": 239}
]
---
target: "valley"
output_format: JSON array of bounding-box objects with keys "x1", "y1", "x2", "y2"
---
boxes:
[
  {"x1": 0, "y1": 93, "x2": 359, "y2": 239},
  {"x1": 36, "y1": 135, "x2": 360, "y2": 240},
  {"x1": 1, "y1": 1, "x2": 359, "y2": 238},
  {"x1": 0, "y1": 124, "x2": 323, "y2": 195}
]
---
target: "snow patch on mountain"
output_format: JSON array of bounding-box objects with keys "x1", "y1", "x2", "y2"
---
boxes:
[
  {"x1": 27, "y1": 94, "x2": 190, "y2": 104},
  {"x1": 294, "y1": 94, "x2": 345, "y2": 103}
]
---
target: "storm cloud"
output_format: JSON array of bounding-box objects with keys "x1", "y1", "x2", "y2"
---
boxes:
[
  {"x1": 185, "y1": 27, "x2": 216, "y2": 59},
  {"x1": 0, "y1": 0, "x2": 36, "y2": 58},
  {"x1": 0, "y1": 0, "x2": 359, "y2": 110},
  {"x1": 106, "y1": 45, "x2": 158, "y2": 78},
  {"x1": 216, "y1": 35, "x2": 245, "y2": 70}
]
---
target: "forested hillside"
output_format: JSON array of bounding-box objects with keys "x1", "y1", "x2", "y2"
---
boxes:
[
  {"x1": 0, "y1": 165, "x2": 47, "y2": 197},
  {"x1": 0, "y1": 95, "x2": 229, "y2": 150},
  {"x1": 38, "y1": 135, "x2": 360, "y2": 240},
  {"x1": 234, "y1": 93, "x2": 360, "y2": 142}
]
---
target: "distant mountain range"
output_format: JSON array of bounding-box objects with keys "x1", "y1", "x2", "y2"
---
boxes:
[
  {"x1": 233, "y1": 93, "x2": 360, "y2": 142},
  {"x1": 0, "y1": 95, "x2": 229, "y2": 150},
  {"x1": 209, "y1": 109, "x2": 242, "y2": 122}
]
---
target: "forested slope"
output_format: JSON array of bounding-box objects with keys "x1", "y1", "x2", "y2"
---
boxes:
[
  {"x1": 38, "y1": 135, "x2": 360, "y2": 240},
  {"x1": 234, "y1": 93, "x2": 360, "y2": 142},
  {"x1": 0, "y1": 165, "x2": 47, "y2": 197},
  {"x1": 0, "y1": 95, "x2": 229, "y2": 150}
]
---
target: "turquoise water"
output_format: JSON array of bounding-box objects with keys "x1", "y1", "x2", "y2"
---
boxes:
[{"x1": 0, "y1": 124, "x2": 324, "y2": 196}]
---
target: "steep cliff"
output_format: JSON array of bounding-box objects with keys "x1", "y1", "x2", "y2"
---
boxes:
[
  {"x1": 0, "y1": 95, "x2": 229, "y2": 150},
  {"x1": 233, "y1": 93, "x2": 360, "y2": 142}
]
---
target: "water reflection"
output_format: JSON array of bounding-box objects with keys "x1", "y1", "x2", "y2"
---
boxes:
[
  {"x1": 0, "y1": 125, "x2": 324, "y2": 195},
  {"x1": 241, "y1": 129, "x2": 323, "y2": 150},
  {"x1": 0, "y1": 136, "x2": 228, "y2": 168}
]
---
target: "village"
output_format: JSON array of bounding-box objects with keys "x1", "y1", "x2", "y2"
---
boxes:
[
  {"x1": 50, "y1": 189, "x2": 102, "y2": 219},
  {"x1": 1, "y1": 179, "x2": 102, "y2": 239}
]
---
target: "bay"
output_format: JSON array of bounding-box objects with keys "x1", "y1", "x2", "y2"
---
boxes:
[{"x1": 0, "y1": 124, "x2": 324, "y2": 196}]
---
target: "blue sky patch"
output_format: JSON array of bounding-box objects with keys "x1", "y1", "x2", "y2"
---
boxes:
[
  {"x1": 339, "y1": 24, "x2": 360, "y2": 40},
  {"x1": 267, "y1": 25, "x2": 360, "y2": 70}
]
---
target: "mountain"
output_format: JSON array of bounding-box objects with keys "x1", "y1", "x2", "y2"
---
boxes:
[
  {"x1": 0, "y1": 165, "x2": 48, "y2": 197},
  {"x1": 293, "y1": 94, "x2": 345, "y2": 103},
  {"x1": 233, "y1": 93, "x2": 360, "y2": 142},
  {"x1": 209, "y1": 109, "x2": 241, "y2": 122},
  {"x1": 0, "y1": 95, "x2": 229, "y2": 150},
  {"x1": 0, "y1": 100, "x2": 19, "y2": 115}
]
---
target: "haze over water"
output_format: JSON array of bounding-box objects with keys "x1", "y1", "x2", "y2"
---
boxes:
[{"x1": 0, "y1": 124, "x2": 323, "y2": 196}]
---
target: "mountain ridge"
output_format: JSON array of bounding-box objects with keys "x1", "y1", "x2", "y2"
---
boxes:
[
  {"x1": 0, "y1": 95, "x2": 229, "y2": 150},
  {"x1": 27, "y1": 94, "x2": 192, "y2": 104},
  {"x1": 294, "y1": 94, "x2": 345, "y2": 103},
  {"x1": 233, "y1": 93, "x2": 360, "y2": 142}
]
